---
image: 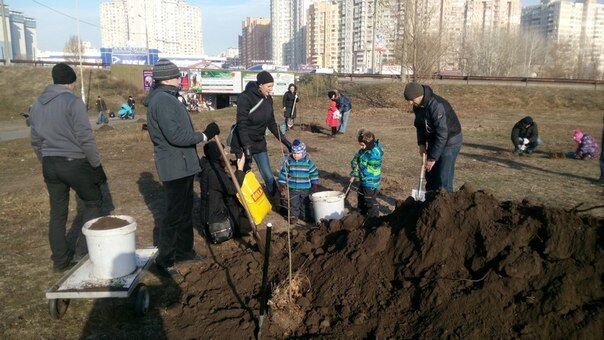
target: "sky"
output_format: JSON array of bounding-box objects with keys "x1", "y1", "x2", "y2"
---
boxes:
[{"x1": 12, "y1": 0, "x2": 541, "y2": 56}]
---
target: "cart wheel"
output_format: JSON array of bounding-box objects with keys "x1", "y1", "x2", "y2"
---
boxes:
[
  {"x1": 48, "y1": 299, "x2": 70, "y2": 319},
  {"x1": 133, "y1": 283, "x2": 150, "y2": 316}
]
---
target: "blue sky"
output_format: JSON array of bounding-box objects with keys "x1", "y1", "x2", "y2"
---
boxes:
[{"x1": 12, "y1": 0, "x2": 540, "y2": 56}]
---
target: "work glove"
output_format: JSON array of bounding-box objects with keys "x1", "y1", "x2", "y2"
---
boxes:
[
  {"x1": 278, "y1": 183, "x2": 287, "y2": 195},
  {"x1": 93, "y1": 165, "x2": 108, "y2": 184},
  {"x1": 523, "y1": 138, "x2": 529, "y2": 145},
  {"x1": 310, "y1": 184, "x2": 319, "y2": 194},
  {"x1": 203, "y1": 122, "x2": 220, "y2": 140}
]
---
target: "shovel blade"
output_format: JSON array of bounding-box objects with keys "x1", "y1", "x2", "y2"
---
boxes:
[{"x1": 411, "y1": 189, "x2": 426, "y2": 201}]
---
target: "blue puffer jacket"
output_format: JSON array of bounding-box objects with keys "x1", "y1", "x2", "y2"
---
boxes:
[{"x1": 350, "y1": 140, "x2": 384, "y2": 189}]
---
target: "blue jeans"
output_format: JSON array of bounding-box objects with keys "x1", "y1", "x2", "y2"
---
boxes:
[
  {"x1": 426, "y1": 143, "x2": 461, "y2": 192},
  {"x1": 248, "y1": 152, "x2": 276, "y2": 196},
  {"x1": 338, "y1": 110, "x2": 351, "y2": 133},
  {"x1": 96, "y1": 110, "x2": 108, "y2": 124}
]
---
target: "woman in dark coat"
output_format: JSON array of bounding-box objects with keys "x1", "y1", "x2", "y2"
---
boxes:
[
  {"x1": 230, "y1": 71, "x2": 292, "y2": 198},
  {"x1": 199, "y1": 141, "x2": 250, "y2": 240},
  {"x1": 282, "y1": 83, "x2": 299, "y2": 131}
]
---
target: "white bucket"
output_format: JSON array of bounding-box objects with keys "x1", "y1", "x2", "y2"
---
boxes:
[
  {"x1": 82, "y1": 215, "x2": 137, "y2": 279},
  {"x1": 310, "y1": 191, "x2": 346, "y2": 223}
]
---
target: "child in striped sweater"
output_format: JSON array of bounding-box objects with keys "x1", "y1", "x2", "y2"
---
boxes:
[{"x1": 278, "y1": 139, "x2": 320, "y2": 223}]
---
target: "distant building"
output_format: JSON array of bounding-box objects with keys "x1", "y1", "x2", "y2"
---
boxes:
[
  {"x1": 270, "y1": 0, "x2": 312, "y2": 69},
  {"x1": 0, "y1": 4, "x2": 37, "y2": 61},
  {"x1": 223, "y1": 47, "x2": 239, "y2": 59},
  {"x1": 100, "y1": 0, "x2": 203, "y2": 56},
  {"x1": 239, "y1": 17, "x2": 271, "y2": 68},
  {"x1": 521, "y1": 0, "x2": 603, "y2": 74},
  {"x1": 306, "y1": 1, "x2": 339, "y2": 69}
]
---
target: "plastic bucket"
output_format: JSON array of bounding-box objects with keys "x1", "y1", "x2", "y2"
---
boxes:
[
  {"x1": 82, "y1": 215, "x2": 137, "y2": 279},
  {"x1": 310, "y1": 191, "x2": 346, "y2": 223}
]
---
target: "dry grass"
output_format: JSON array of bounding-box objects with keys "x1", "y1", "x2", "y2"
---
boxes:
[
  {"x1": 268, "y1": 272, "x2": 310, "y2": 332},
  {"x1": 0, "y1": 83, "x2": 602, "y2": 337}
]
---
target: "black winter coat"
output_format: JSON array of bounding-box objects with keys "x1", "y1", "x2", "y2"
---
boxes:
[
  {"x1": 231, "y1": 81, "x2": 291, "y2": 155},
  {"x1": 199, "y1": 158, "x2": 250, "y2": 235},
  {"x1": 282, "y1": 90, "x2": 299, "y2": 118},
  {"x1": 413, "y1": 85, "x2": 462, "y2": 161},
  {"x1": 511, "y1": 116, "x2": 538, "y2": 146}
]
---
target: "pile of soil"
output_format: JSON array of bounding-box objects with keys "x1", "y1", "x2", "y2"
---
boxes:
[
  {"x1": 89, "y1": 216, "x2": 129, "y2": 230},
  {"x1": 164, "y1": 184, "x2": 602, "y2": 338},
  {"x1": 96, "y1": 124, "x2": 114, "y2": 132}
]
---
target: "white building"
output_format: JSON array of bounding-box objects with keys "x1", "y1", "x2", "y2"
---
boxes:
[
  {"x1": 306, "y1": 1, "x2": 340, "y2": 69},
  {"x1": 270, "y1": 0, "x2": 312, "y2": 69},
  {"x1": 0, "y1": 4, "x2": 37, "y2": 61},
  {"x1": 100, "y1": 0, "x2": 203, "y2": 56},
  {"x1": 521, "y1": 0, "x2": 604, "y2": 72}
]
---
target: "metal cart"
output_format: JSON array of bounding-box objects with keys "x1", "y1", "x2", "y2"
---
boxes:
[{"x1": 45, "y1": 248, "x2": 158, "y2": 319}]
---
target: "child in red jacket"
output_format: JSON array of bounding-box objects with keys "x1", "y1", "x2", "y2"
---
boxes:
[{"x1": 326, "y1": 91, "x2": 341, "y2": 137}]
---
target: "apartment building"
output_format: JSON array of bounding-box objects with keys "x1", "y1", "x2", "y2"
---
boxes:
[
  {"x1": 0, "y1": 4, "x2": 37, "y2": 61},
  {"x1": 100, "y1": 0, "x2": 203, "y2": 56},
  {"x1": 239, "y1": 17, "x2": 271, "y2": 67},
  {"x1": 306, "y1": 1, "x2": 339, "y2": 69}
]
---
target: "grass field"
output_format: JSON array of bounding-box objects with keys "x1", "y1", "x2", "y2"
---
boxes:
[{"x1": 0, "y1": 80, "x2": 602, "y2": 338}]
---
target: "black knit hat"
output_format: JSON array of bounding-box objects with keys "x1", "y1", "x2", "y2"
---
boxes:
[
  {"x1": 153, "y1": 59, "x2": 180, "y2": 81},
  {"x1": 403, "y1": 82, "x2": 424, "y2": 100},
  {"x1": 256, "y1": 71, "x2": 274, "y2": 85},
  {"x1": 52, "y1": 63, "x2": 77, "y2": 85}
]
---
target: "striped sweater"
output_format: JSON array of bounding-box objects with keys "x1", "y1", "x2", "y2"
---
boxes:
[{"x1": 278, "y1": 155, "x2": 319, "y2": 190}]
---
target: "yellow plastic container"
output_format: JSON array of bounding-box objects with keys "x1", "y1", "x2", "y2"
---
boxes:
[{"x1": 237, "y1": 171, "x2": 272, "y2": 225}]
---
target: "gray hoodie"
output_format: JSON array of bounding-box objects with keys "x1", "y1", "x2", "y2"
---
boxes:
[{"x1": 29, "y1": 84, "x2": 101, "y2": 167}]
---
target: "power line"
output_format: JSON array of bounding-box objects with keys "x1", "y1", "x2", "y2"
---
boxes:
[{"x1": 31, "y1": 0, "x2": 101, "y2": 28}]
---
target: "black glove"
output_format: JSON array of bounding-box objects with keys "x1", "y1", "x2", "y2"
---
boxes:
[
  {"x1": 203, "y1": 122, "x2": 220, "y2": 140},
  {"x1": 243, "y1": 145, "x2": 252, "y2": 158},
  {"x1": 93, "y1": 165, "x2": 107, "y2": 184}
]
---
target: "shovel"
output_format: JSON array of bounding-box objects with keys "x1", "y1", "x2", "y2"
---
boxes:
[
  {"x1": 214, "y1": 135, "x2": 265, "y2": 253},
  {"x1": 257, "y1": 223, "x2": 272, "y2": 339},
  {"x1": 411, "y1": 153, "x2": 427, "y2": 201}
]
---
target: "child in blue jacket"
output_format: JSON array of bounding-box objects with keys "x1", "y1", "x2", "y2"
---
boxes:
[
  {"x1": 278, "y1": 139, "x2": 319, "y2": 223},
  {"x1": 350, "y1": 129, "x2": 384, "y2": 217}
]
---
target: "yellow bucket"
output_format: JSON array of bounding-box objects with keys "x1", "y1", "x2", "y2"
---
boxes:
[{"x1": 237, "y1": 171, "x2": 272, "y2": 225}]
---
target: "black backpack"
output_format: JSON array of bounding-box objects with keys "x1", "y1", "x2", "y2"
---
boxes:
[{"x1": 207, "y1": 218, "x2": 233, "y2": 244}]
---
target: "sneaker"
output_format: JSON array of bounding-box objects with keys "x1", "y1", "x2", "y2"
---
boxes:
[{"x1": 175, "y1": 251, "x2": 206, "y2": 264}]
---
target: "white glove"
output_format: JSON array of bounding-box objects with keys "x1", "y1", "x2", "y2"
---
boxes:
[
  {"x1": 520, "y1": 144, "x2": 527, "y2": 151},
  {"x1": 333, "y1": 110, "x2": 341, "y2": 119},
  {"x1": 523, "y1": 138, "x2": 529, "y2": 145}
]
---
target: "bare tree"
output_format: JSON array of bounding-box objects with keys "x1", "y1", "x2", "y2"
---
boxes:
[{"x1": 63, "y1": 35, "x2": 84, "y2": 63}]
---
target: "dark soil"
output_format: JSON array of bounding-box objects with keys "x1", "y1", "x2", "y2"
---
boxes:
[
  {"x1": 163, "y1": 184, "x2": 603, "y2": 338},
  {"x1": 89, "y1": 216, "x2": 130, "y2": 230}
]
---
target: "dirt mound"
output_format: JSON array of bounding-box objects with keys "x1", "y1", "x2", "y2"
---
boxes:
[
  {"x1": 96, "y1": 124, "x2": 114, "y2": 132},
  {"x1": 163, "y1": 185, "x2": 603, "y2": 338}
]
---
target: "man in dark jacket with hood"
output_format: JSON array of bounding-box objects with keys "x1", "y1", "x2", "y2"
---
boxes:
[
  {"x1": 29, "y1": 63, "x2": 107, "y2": 272},
  {"x1": 144, "y1": 59, "x2": 220, "y2": 275},
  {"x1": 511, "y1": 116, "x2": 540, "y2": 155},
  {"x1": 404, "y1": 82, "x2": 463, "y2": 192},
  {"x1": 231, "y1": 71, "x2": 292, "y2": 199}
]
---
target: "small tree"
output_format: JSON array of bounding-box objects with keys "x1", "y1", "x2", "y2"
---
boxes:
[{"x1": 63, "y1": 35, "x2": 84, "y2": 63}]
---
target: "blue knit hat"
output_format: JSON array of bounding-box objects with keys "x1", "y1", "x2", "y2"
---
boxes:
[{"x1": 291, "y1": 139, "x2": 306, "y2": 155}]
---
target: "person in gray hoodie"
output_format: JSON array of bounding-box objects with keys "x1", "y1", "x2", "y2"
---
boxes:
[
  {"x1": 29, "y1": 63, "x2": 107, "y2": 272},
  {"x1": 144, "y1": 59, "x2": 220, "y2": 276}
]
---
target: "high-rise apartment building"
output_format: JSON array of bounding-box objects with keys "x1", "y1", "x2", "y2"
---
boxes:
[
  {"x1": 0, "y1": 4, "x2": 36, "y2": 60},
  {"x1": 521, "y1": 0, "x2": 604, "y2": 75},
  {"x1": 100, "y1": 0, "x2": 203, "y2": 55},
  {"x1": 239, "y1": 17, "x2": 271, "y2": 67},
  {"x1": 306, "y1": 1, "x2": 339, "y2": 69},
  {"x1": 270, "y1": 0, "x2": 312, "y2": 69}
]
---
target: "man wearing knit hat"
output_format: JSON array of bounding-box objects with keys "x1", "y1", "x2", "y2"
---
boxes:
[
  {"x1": 29, "y1": 62, "x2": 106, "y2": 272},
  {"x1": 144, "y1": 58, "x2": 220, "y2": 276},
  {"x1": 404, "y1": 82, "x2": 462, "y2": 192}
]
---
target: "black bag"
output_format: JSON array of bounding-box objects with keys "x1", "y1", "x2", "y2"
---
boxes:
[
  {"x1": 207, "y1": 218, "x2": 233, "y2": 244},
  {"x1": 108, "y1": 111, "x2": 115, "y2": 118}
]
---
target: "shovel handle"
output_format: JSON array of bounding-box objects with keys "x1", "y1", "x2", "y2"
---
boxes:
[{"x1": 418, "y1": 153, "x2": 426, "y2": 192}]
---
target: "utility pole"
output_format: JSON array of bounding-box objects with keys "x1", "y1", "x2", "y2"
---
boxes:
[
  {"x1": 76, "y1": 0, "x2": 85, "y2": 103},
  {"x1": 144, "y1": 1, "x2": 149, "y2": 65},
  {"x1": 0, "y1": 0, "x2": 10, "y2": 65}
]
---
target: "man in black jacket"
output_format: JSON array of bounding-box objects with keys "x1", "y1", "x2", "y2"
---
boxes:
[
  {"x1": 231, "y1": 71, "x2": 292, "y2": 199},
  {"x1": 404, "y1": 82, "x2": 463, "y2": 192},
  {"x1": 144, "y1": 59, "x2": 220, "y2": 275},
  {"x1": 511, "y1": 116, "x2": 540, "y2": 155}
]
